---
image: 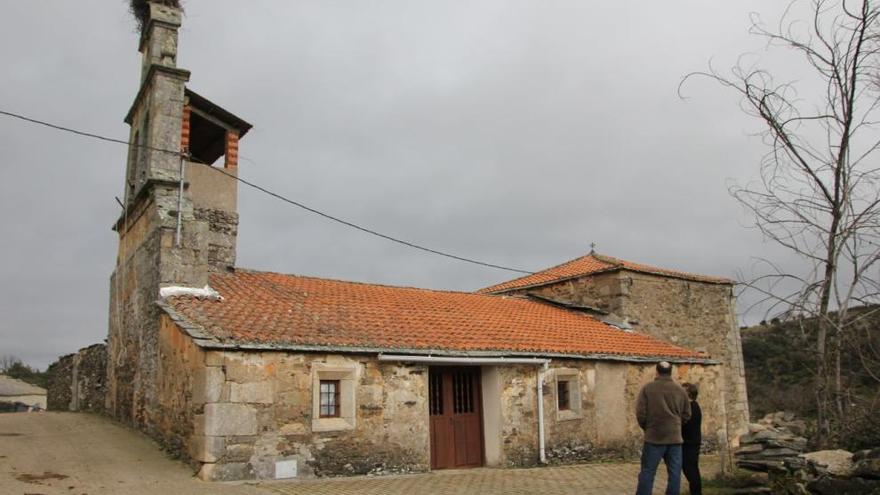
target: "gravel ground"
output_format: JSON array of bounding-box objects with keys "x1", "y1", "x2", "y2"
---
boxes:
[{"x1": 0, "y1": 412, "x2": 266, "y2": 495}]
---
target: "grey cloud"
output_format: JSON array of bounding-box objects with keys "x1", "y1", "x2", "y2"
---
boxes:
[{"x1": 1, "y1": 1, "x2": 801, "y2": 368}]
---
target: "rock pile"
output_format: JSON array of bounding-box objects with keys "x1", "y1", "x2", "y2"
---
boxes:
[
  {"x1": 854, "y1": 447, "x2": 880, "y2": 479},
  {"x1": 735, "y1": 413, "x2": 808, "y2": 472},
  {"x1": 772, "y1": 448, "x2": 880, "y2": 494},
  {"x1": 758, "y1": 411, "x2": 808, "y2": 436},
  {"x1": 735, "y1": 412, "x2": 880, "y2": 494}
]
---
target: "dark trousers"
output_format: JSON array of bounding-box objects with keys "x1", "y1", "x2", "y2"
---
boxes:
[
  {"x1": 636, "y1": 443, "x2": 682, "y2": 495},
  {"x1": 682, "y1": 443, "x2": 702, "y2": 495}
]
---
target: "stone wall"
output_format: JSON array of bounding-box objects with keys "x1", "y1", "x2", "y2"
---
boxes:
[
  {"x1": 616, "y1": 272, "x2": 749, "y2": 448},
  {"x1": 496, "y1": 364, "x2": 540, "y2": 467},
  {"x1": 46, "y1": 343, "x2": 107, "y2": 413},
  {"x1": 507, "y1": 274, "x2": 624, "y2": 316},
  {"x1": 542, "y1": 360, "x2": 600, "y2": 464},
  {"x1": 138, "y1": 314, "x2": 733, "y2": 481},
  {"x1": 188, "y1": 161, "x2": 239, "y2": 272},
  {"x1": 538, "y1": 360, "x2": 726, "y2": 464},
  {"x1": 509, "y1": 270, "x2": 749, "y2": 454},
  {"x1": 155, "y1": 314, "x2": 207, "y2": 458},
  {"x1": 192, "y1": 349, "x2": 430, "y2": 481},
  {"x1": 193, "y1": 207, "x2": 238, "y2": 272},
  {"x1": 485, "y1": 359, "x2": 727, "y2": 468},
  {"x1": 107, "y1": 187, "x2": 211, "y2": 434},
  {"x1": 46, "y1": 354, "x2": 73, "y2": 411},
  {"x1": 631, "y1": 362, "x2": 727, "y2": 452}
]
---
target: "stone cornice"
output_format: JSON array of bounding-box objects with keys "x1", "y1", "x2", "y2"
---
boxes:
[{"x1": 124, "y1": 64, "x2": 191, "y2": 125}]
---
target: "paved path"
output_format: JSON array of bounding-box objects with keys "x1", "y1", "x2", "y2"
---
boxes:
[
  {"x1": 1, "y1": 412, "x2": 716, "y2": 495},
  {"x1": 265, "y1": 459, "x2": 719, "y2": 495}
]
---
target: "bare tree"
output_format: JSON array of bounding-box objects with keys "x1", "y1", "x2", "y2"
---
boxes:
[
  {"x1": 0, "y1": 355, "x2": 23, "y2": 373},
  {"x1": 682, "y1": 0, "x2": 880, "y2": 447}
]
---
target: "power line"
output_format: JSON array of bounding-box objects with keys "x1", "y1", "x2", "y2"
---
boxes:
[
  {"x1": 0, "y1": 109, "x2": 180, "y2": 155},
  {"x1": 207, "y1": 165, "x2": 533, "y2": 274},
  {"x1": 0, "y1": 108, "x2": 535, "y2": 275}
]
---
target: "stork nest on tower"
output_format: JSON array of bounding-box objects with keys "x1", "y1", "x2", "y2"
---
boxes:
[{"x1": 128, "y1": 0, "x2": 183, "y2": 32}]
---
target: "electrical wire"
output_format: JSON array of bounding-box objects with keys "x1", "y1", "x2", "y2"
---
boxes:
[{"x1": 0, "y1": 108, "x2": 535, "y2": 275}]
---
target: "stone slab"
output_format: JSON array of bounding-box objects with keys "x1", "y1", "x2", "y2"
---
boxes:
[
  {"x1": 203, "y1": 403, "x2": 258, "y2": 436},
  {"x1": 229, "y1": 381, "x2": 273, "y2": 404}
]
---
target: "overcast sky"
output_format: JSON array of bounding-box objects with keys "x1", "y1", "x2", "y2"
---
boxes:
[{"x1": 1, "y1": 1, "x2": 807, "y2": 369}]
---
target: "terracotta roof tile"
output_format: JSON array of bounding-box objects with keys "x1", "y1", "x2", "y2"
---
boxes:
[
  {"x1": 478, "y1": 253, "x2": 733, "y2": 294},
  {"x1": 163, "y1": 270, "x2": 704, "y2": 360}
]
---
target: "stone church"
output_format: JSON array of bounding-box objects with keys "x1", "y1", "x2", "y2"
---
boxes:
[{"x1": 105, "y1": 2, "x2": 749, "y2": 481}]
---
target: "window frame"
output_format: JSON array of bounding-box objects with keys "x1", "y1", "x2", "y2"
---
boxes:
[
  {"x1": 553, "y1": 368, "x2": 584, "y2": 421},
  {"x1": 556, "y1": 379, "x2": 571, "y2": 411},
  {"x1": 311, "y1": 363, "x2": 358, "y2": 432},
  {"x1": 319, "y1": 379, "x2": 341, "y2": 418}
]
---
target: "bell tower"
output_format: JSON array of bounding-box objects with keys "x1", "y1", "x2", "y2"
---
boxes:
[
  {"x1": 124, "y1": 2, "x2": 190, "y2": 205},
  {"x1": 107, "y1": 1, "x2": 250, "y2": 431}
]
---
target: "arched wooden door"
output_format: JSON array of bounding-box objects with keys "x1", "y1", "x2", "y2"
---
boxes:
[{"x1": 429, "y1": 366, "x2": 484, "y2": 469}]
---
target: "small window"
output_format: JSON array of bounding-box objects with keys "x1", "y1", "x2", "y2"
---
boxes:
[
  {"x1": 319, "y1": 380, "x2": 340, "y2": 418},
  {"x1": 312, "y1": 363, "x2": 357, "y2": 432},
  {"x1": 557, "y1": 380, "x2": 571, "y2": 411}
]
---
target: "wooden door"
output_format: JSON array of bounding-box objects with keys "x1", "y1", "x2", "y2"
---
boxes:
[{"x1": 429, "y1": 366, "x2": 484, "y2": 469}]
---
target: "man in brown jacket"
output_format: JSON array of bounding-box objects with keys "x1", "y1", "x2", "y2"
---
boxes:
[{"x1": 635, "y1": 361, "x2": 691, "y2": 495}]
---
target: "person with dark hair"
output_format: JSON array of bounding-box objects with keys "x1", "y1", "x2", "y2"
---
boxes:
[
  {"x1": 681, "y1": 382, "x2": 702, "y2": 495},
  {"x1": 635, "y1": 361, "x2": 691, "y2": 495}
]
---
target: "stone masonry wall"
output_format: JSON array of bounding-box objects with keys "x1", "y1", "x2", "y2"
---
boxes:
[
  {"x1": 107, "y1": 184, "x2": 212, "y2": 434},
  {"x1": 72, "y1": 344, "x2": 108, "y2": 413},
  {"x1": 497, "y1": 365, "x2": 540, "y2": 467},
  {"x1": 512, "y1": 270, "x2": 749, "y2": 454},
  {"x1": 193, "y1": 208, "x2": 238, "y2": 272},
  {"x1": 155, "y1": 314, "x2": 207, "y2": 459},
  {"x1": 627, "y1": 362, "x2": 728, "y2": 452},
  {"x1": 46, "y1": 343, "x2": 107, "y2": 413},
  {"x1": 145, "y1": 318, "x2": 731, "y2": 481},
  {"x1": 615, "y1": 272, "x2": 749, "y2": 449},
  {"x1": 533, "y1": 360, "x2": 726, "y2": 465},
  {"x1": 46, "y1": 354, "x2": 73, "y2": 411},
  {"x1": 541, "y1": 360, "x2": 599, "y2": 464},
  {"x1": 192, "y1": 349, "x2": 430, "y2": 481},
  {"x1": 507, "y1": 275, "x2": 625, "y2": 317}
]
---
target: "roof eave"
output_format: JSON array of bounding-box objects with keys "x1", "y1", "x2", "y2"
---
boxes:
[
  {"x1": 481, "y1": 265, "x2": 733, "y2": 295},
  {"x1": 480, "y1": 266, "x2": 622, "y2": 294},
  {"x1": 197, "y1": 343, "x2": 720, "y2": 365},
  {"x1": 617, "y1": 267, "x2": 735, "y2": 286}
]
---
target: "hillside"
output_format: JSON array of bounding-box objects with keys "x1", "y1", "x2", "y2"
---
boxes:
[{"x1": 741, "y1": 305, "x2": 880, "y2": 449}]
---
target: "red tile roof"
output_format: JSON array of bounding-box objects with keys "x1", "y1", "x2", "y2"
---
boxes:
[
  {"x1": 162, "y1": 270, "x2": 706, "y2": 360},
  {"x1": 478, "y1": 253, "x2": 733, "y2": 294}
]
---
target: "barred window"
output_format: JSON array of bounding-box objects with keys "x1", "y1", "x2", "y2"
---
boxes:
[{"x1": 319, "y1": 380, "x2": 340, "y2": 418}]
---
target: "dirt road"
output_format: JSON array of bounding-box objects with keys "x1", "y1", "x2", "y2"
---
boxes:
[{"x1": 0, "y1": 412, "x2": 266, "y2": 495}]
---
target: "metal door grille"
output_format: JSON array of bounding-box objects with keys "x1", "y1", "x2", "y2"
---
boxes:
[{"x1": 429, "y1": 371, "x2": 443, "y2": 415}]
